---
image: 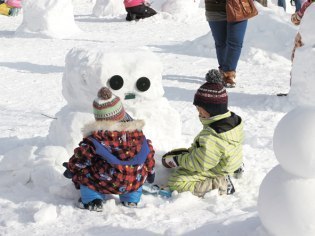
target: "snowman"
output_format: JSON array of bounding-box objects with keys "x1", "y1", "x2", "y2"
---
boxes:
[
  {"x1": 257, "y1": 107, "x2": 315, "y2": 236},
  {"x1": 258, "y1": 8, "x2": 315, "y2": 236},
  {"x1": 16, "y1": 0, "x2": 80, "y2": 38},
  {"x1": 161, "y1": 0, "x2": 200, "y2": 20},
  {"x1": 47, "y1": 47, "x2": 182, "y2": 154}
]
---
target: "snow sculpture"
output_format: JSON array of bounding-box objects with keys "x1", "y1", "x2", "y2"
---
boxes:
[
  {"x1": 258, "y1": 107, "x2": 315, "y2": 236},
  {"x1": 47, "y1": 47, "x2": 182, "y2": 153},
  {"x1": 92, "y1": 0, "x2": 125, "y2": 17},
  {"x1": 16, "y1": 0, "x2": 80, "y2": 38},
  {"x1": 161, "y1": 0, "x2": 199, "y2": 19},
  {"x1": 289, "y1": 5, "x2": 315, "y2": 105}
]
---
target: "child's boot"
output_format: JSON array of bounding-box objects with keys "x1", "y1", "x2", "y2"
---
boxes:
[
  {"x1": 121, "y1": 202, "x2": 138, "y2": 208},
  {"x1": 226, "y1": 175, "x2": 235, "y2": 195},
  {"x1": 78, "y1": 198, "x2": 103, "y2": 212}
]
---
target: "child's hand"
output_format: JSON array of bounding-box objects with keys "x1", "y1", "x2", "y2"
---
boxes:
[
  {"x1": 146, "y1": 172, "x2": 155, "y2": 183},
  {"x1": 62, "y1": 162, "x2": 74, "y2": 179},
  {"x1": 162, "y1": 155, "x2": 179, "y2": 168},
  {"x1": 163, "y1": 148, "x2": 189, "y2": 157},
  {"x1": 291, "y1": 13, "x2": 301, "y2": 25}
]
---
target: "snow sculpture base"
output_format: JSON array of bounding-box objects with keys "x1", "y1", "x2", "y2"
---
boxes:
[{"x1": 258, "y1": 165, "x2": 315, "y2": 236}]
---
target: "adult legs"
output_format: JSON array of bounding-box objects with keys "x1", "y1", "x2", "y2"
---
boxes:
[
  {"x1": 278, "y1": 0, "x2": 286, "y2": 10},
  {"x1": 294, "y1": 0, "x2": 301, "y2": 11},
  {"x1": 208, "y1": 20, "x2": 247, "y2": 86},
  {"x1": 208, "y1": 20, "x2": 228, "y2": 71},
  {"x1": 224, "y1": 20, "x2": 248, "y2": 72}
]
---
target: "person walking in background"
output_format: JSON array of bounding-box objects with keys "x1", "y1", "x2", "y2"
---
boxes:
[
  {"x1": 205, "y1": 0, "x2": 248, "y2": 88},
  {"x1": 63, "y1": 87, "x2": 156, "y2": 211},
  {"x1": 124, "y1": 0, "x2": 157, "y2": 21},
  {"x1": 0, "y1": 0, "x2": 21, "y2": 16}
]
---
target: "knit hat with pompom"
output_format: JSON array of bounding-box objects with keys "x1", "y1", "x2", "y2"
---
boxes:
[
  {"x1": 193, "y1": 69, "x2": 228, "y2": 116},
  {"x1": 93, "y1": 87, "x2": 126, "y2": 121}
]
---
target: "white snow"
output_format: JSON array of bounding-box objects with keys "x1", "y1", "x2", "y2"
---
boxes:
[
  {"x1": 16, "y1": 0, "x2": 81, "y2": 38},
  {"x1": 0, "y1": 0, "x2": 315, "y2": 235},
  {"x1": 92, "y1": 0, "x2": 125, "y2": 17},
  {"x1": 273, "y1": 107, "x2": 315, "y2": 178},
  {"x1": 258, "y1": 165, "x2": 315, "y2": 236}
]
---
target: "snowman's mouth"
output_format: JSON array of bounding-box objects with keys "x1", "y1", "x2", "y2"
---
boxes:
[{"x1": 124, "y1": 93, "x2": 136, "y2": 100}]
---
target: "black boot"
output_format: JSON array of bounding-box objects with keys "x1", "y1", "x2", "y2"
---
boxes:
[
  {"x1": 226, "y1": 175, "x2": 235, "y2": 195},
  {"x1": 78, "y1": 198, "x2": 103, "y2": 212},
  {"x1": 126, "y1": 12, "x2": 137, "y2": 21}
]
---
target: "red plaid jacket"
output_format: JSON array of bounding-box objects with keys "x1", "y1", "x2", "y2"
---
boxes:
[{"x1": 68, "y1": 120, "x2": 155, "y2": 194}]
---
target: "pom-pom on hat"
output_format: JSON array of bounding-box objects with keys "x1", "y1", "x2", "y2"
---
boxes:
[
  {"x1": 193, "y1": 69, "x2": 228, "y2": 116},
  {"x1": 93, "y1": 87, "x2": 126, "y2": 121}
]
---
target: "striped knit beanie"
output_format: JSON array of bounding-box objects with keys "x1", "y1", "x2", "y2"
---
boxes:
[
  {"x1": 93, "y1": 87, "x2": 126, "y2": 121},
  {"x1": 193, "y1": 69, "x2": 228, "y2": 116}
]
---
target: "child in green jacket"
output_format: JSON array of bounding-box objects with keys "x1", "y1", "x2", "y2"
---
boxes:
[{"x1": 162, "y1": 69, "x2": 244, "y2": 197}]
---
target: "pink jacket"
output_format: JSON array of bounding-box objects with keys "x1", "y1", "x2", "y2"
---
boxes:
[
  {"x1": 124, "y1": 0, "x2": 145, "y2": 8},
  {"x1": 297, "y1": 0, "x2": 314, "y2": 18},
  {"x1": 6, "y1": 0, "x2": 22, "y2": 8}
]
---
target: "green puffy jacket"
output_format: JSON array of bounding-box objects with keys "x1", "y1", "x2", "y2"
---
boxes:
[{"x1": 168, "y1": 111, "x2": 244, "y2": 193}]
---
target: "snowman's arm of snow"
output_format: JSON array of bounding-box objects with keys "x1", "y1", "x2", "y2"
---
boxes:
[{"x1": 177, "y1": 135, "x2": 221, "y2": 172}]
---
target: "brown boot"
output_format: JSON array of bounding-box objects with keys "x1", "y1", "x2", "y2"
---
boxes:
[{"x1": 222, "y1": 71, "x2": 236, "y2": 88}]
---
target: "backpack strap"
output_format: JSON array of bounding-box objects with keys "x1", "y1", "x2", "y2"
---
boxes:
[{"x1": 88, "y1": 137, "x2": 150, "y2": 166}]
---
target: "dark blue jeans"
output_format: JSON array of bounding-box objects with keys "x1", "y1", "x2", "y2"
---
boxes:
[
  {"x1": 208, "y1": 20, "x2": 247, "y2": 72},
  {"x1": 278, "y1": 0, "x2": 286, "y2": 10},
  {"x1": 292, "y1": 0, "x2": 301, "y2": 11}
]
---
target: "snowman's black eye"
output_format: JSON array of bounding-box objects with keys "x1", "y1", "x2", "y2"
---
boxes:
[
  {"x1": 136, "y1": 77, "x2": 150, "y2": 92},
  {"x1": 108, "y1": 75, "x2": 124, "y2": 90}
]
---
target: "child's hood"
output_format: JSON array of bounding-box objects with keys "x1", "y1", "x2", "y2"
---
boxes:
[
  {"x1": 81, "y1": 119, "x2": 145, "y2": 137},
  {"x1": 203, "y1": 111, "x2": 244, "y2": 145}
]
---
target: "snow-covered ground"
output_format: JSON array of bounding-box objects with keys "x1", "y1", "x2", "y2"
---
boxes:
[{"x1": 0, "y1": 0, "x2": 314, "y2": 235}]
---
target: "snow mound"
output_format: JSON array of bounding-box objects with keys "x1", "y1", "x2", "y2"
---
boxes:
[
  {"x1": 258, "y1": 165, "x2": 315, "y2": 236},
  {"x1": 92, "y1": 0, "x2": 125, "y2": 17},
  {"x1": 16, "y1": 0, "x2": 81, "y2": 39},
  {"x1": 273, "y1": 107, "x2": 315, "y2": 178}
]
